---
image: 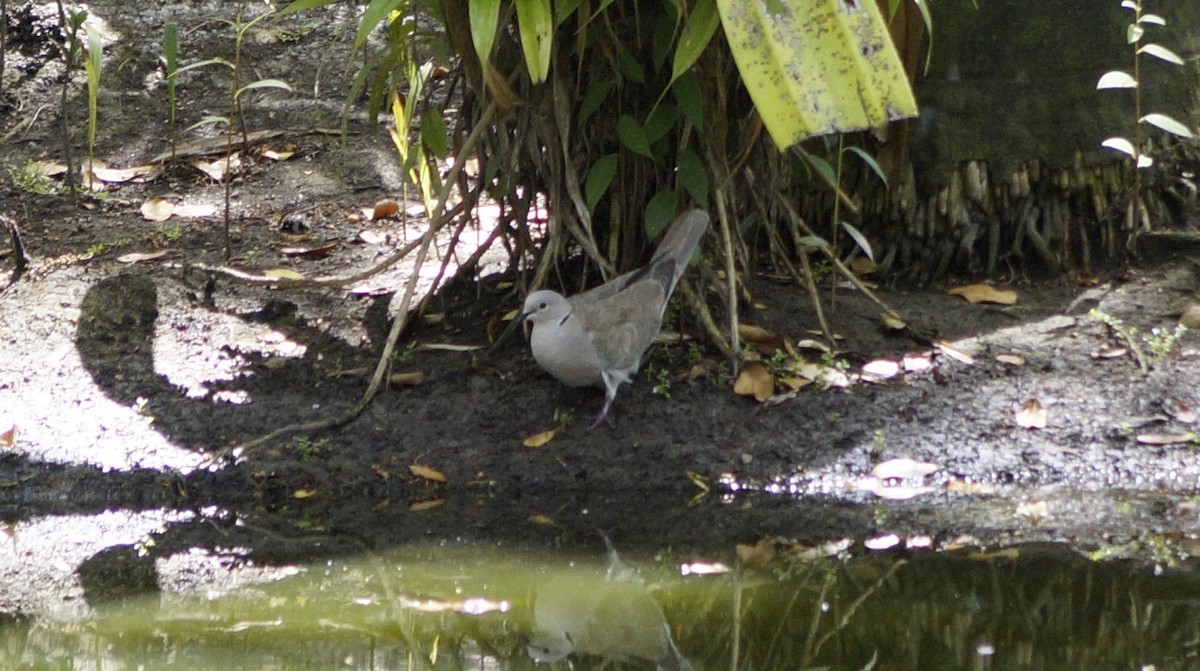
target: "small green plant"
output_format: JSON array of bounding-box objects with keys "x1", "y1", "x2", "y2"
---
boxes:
[
  {"x1": 651, "y1": 365, "x2": 672, "y2": 398},
  {"x1": 294, "y1": 436, "x2": 330, "y2": 460},
  {"x1": 85, "y1": 242, "x2": 108, "y2": 257},
  {"x1": 82, "y1": 20, "x2": 102, "y2": 190},
  {"x1": 392, "y1": 340, "x2": 418, "y2": 365},
  {"x1": 162, "y1": 225, "x2": 184, "y2": 242},
  {"x1": 10, "y1": 161, "x2": 61, "y2": 195},
  {"x1": 1096, "y1": 0, "x2": 1196, "y2": 233},
  {"x1": 1090, "y1": 308, "x2": 1183, "y2": 369},
  {"x1": 552, "y1": 407, "x2": 574, "y2": 430}
]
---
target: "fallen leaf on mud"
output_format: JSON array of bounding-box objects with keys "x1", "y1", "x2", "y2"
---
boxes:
[
  {"x1": 371, "y1": 199, "x2": 400, "y2": 220},
  {"x1": 881, "y1": 312, "x2": 906, "y2": 330},
  {"x1": 935, "y1": 341, "x2": 975, "y2": 365},
  {"x1": 850, "y1": 257, "x2": 877, "y2": 275},
  {"x1": 872, "y1": 485, "x2": 936, "y2": 500},
  {"x1": 486, "y1": 316, "x2": 502, "y2": 343},
  {"x1": 260, "y1": 147, "x2": 294, "y2": 161},
  {"x1": 0, "y1": 423, "x2": 14, "y2": 447},
  {"x1": 947, "y1": 283, "x2": 1018, "y2": 305},
  {"x1": 1163, "y1": 398, "x2": 1198, "y2": 424},
  {"x1": 91, "y1": 163, "x2": 159, "y2": 183},
  {"x1": 902, "y1": 352, "x2": 934, "y2": 373},
  {"x1": 795, "y1": 338, "x2": 831, "y2": 353},
  {"x1": 872, "y1": 458, "x2": 938, "y2": 480},
  {"x1": 861, "y1": 359, "x2": 900, "y2": 380},
  {"x1": 358, "y1": 229, "x2": 389, "y2": 244},
  {"x1": 1091, "y1": 344, "x2": 1127, "y2": 359},
  {"x1": 523, "y1": 429, "x2": 557, "y2": 448},
  {"x1": 173, "y1": 203, "x2": 216, "y2": 218},
  {"x1": 141, "y1": 198, "x2": 176, "y2": 221},
  {"x1": 409, "y1": 498, "x2": 444, "y2": 511},
  {"x1": 1015, "y1": 398, "x2": 1048, "y2": 429},
  {"x1": 777, "y1": 375, "x2": 811, "y2": 391},
  {"x1": 261, "y1": 268, "x2": 305, "y2": 280},
  {"x1": 995, "y1": 352, "x2": 1026, "y2": 366},
  {"x1": 415, "y1": 343, "x2": 484, "y2": 352},
  {"x1": 864, "y1": 534, "x2": 901, "y2": 550},
  {"x1": 733, "y1": 362, "x2": 774, "y2": 402},
  {"x1": 192, "y1": 153, "x2": 241, "y2": 181},
  {"x1": 738, "y1": 324, "x2": 793, "y2": 357},
  {"x1": 117, "y1": 250, "x2": 169, "y2": 264},
  {"x1": 281, "y1": 243, "x2": 339, "y2": 259},
  {"x1": 945, "y1": 479, "x2": 995, "y2": 495},
  {"x1": 1016, "y1": 500, "x2": 1050, "y2": 525},
  {"x1": 679, "y1": 561, "x2": 731, "y2": 576},
  {"x1": 409, "y1": 463, "x2": 446, "y2": 482},
  {"x1": 528, "y1": 514, "x2": 554, "y2": 525},
  {"x1": 371, "y1": 464, "x2": 391, "y2": 479},
  {"x1": 1135, "y1": 433, "x2": 1197, "y2": 445},
  {"x1": 293, "y1": 489, "x2": 318, "y2": 499},
  {"x1": 735, "y1": 539, "x2": 776, "y2": 568}
]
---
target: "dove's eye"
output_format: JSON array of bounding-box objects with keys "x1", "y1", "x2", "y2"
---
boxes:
[{"x1": 539, "y1": 302, "x2": 547, "y2": 309}]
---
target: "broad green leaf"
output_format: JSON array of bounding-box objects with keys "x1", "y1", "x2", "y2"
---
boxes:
[
  {"x1": 1126, "y1": 23, "x2": 1144, "y2": 44},
  {"x1": 617, "y1": 50, "x2": 646, "y2": 84},
  {"x1": 840, "y1": 221, "x2": 874, "y2": 262},
  {"x1": 644, "y1": 190, "x2": 679, "y2": 241},
  {"x1": 173, "y1": 58, "x2": 233, "y2": 77},
  {"x1": 236, "y1": 79, "x2": 293, "y2": 98},
  {"x1": 1096, "y1": 71, "x2": 1136, "y2": 89},
  {"x1": 806, "y1": 154, "x2": 837, "y2": 187},
  {"x1": 420, "y1": 108, "x2": 450, "y2": 158},
  {"x1": 717, "y1": 0, "x2": 918, "y2": 148},
  {"x1": 644, "y1": 104, "x2": 678, "y2": 144},
  {"x1": 1138, "y1": 43, "x2": 1183, "y2": 65},
  {"x1": 676, "y1": 149, "x2": 708, "y2": 204},
  {"x1": 797, "y1": 235, "x2": 828, "y2": 248},
  {"x1": 469, "y1": 0, "x2": 501, "y2": 68},
  {"x1": 1141, "y1": 113, "x2": 1195, "y2": 139},
  {"x1": 585, "y1": 154, "x2": 619, "y2": 211},
  {"x1": 844, "y1": 145, "x2": 888, "y2": 187},
  {"x1": 651, "y1": 14, "x2": 676, "y2": 73},
  {"x1": 671, "y1": 0, "x2": 720, "y2": 83},
  {"x1": 1101, "y1": 137, "x2": 1136, "y2": 158},
  {"x1": 672, "y1": 70, "x2": 704, "y2": 131},
  {"x1": 1120, "y1": 0, "x2": 1137, "y2": 9},
  {"x1": 356, "y1": 0, "x2": 404, "y2": 49},
  {"x1": 617, "y1": 115, "x2": 652, "y2": 158},
  {"x1": 515, "y1": 0, "x2": 553, "y2": 84},
  {"x1": 277, "y1": 0, "x2": 340, "y2": 17},
  {"x1": 555, "y1": 0, "x2": 581, "y2": 25},
  {"x1": 579, "y1": 80, "x2": 615, "y2": 125},
  {"x1": 1138, "y1": 13, "x2": 1165, "y2": 26}
]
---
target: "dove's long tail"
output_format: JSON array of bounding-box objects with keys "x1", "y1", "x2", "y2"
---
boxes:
[{"x1": 648, "y1": 209, "x2": 709, "y2": 298}]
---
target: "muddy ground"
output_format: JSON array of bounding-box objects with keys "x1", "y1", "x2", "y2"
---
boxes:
[{"x1": 4, "y1": 0, "x2": 1200, "y2": 617}]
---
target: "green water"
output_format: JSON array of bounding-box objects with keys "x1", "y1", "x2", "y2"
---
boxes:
[{"x1": 5, "y1": 542, "x2": 1200, "y2": 670}]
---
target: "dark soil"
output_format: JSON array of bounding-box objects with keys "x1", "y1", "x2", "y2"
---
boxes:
[{"x1": 4, "y1": 0, "x2": 1200, "y2": 617}]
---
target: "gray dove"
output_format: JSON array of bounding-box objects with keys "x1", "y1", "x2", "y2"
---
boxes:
[{"x1": 521, "y1": 209, "x2": 709, "y2": 427}]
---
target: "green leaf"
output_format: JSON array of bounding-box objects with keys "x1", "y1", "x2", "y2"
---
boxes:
[
  {"x1": 806, "y1": 154, "x2": 837, "y2": 186},
  {"x1": 236, "y1": 79, "x2": 293, "y2": 98},
  {"x1": 555, "y1": 0, "x2": 582, "y2": 25},
  {"x1": 617, "y1": 115, "x2": 652, "y2": 158},
  {"x1": 1101, "y1": 137, "x2": 1136, "y2": 158},
  {"x1": 1126, "y1": 23, "x2": 1144, "y2": 44},
  {"x1": 185, "y1": 115, "x2": 229, "y2": 133},
  {"x1": 356, "y1": 0, "x2": 404, "y2": 50},
  {"x1": 672, "y1": 70, "x2": 704, "y2": 131},
  {"x1": 420, "y1": 109, "x2": 450, "y2": 158},
  {"x1": 644, "y1": 104, "x2": 678, "y2": 145},
  {"x1": 585, "y1": 154, "x2": 619, "y2": 211},
  {"x1": 796, "y1": 235, "x2": 828, "y2": 248},
  {"x1": 1138, "y1": 13, "x2": 1165, "y2": 26},
  {"x1": 617, "y1": 50, "x2": 646, "y2": 84},
  {"x1": 1138, "y1": 43, "x2": 1183, "y2": 65},
  {"x1": 515, "y1": 0, "x2": 554, "y2": 84},
  {"x1": 1119, "y1": 0, "x2": 1137, "y2": 9},
  {"x1": 173, "y1": 58, "x2": 233, "y2": 78},
  {"x1": 579, "y1": 80, "x2": 615, "y2": 125},
  {"x1": 644, "y1": 190, "x2": 680, "y2": 241},
  {"x1": 277, "y1": 0, "x2": 340, "y2": 17},
  {"x1": 1141, "y1": 113, "x2": 1195, "y2": 139},
  {"x1": 469, "y1": 0, "x2": 502, "y2": 67},
  {"x1": 671, "y1": 0, "x2": 719, "y2": 83},
  {"x1": 1096, "y1": 71, "x2": 1136, "y2": 89},
  {"x1": 839, "y1": 221, "x2": 874, "y2": 262},
  {"x1": 676, "y1": 149, "x2": 708, "y2": 204},
  {"x1": 844, "y1": 145, "x2": 888, "y2": 187},
  {"x1": 651, "y1": 13, "x2": 676, "y2": 73}
]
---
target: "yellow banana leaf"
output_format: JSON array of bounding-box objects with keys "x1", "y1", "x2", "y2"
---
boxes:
[{"x1": 717, "y1": 0, "x2": 919, "y2": 149}]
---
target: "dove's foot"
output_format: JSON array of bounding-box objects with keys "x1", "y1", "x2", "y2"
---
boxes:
[{"x1": 589, "y1": 399, "x2": 616, "y2": 429}]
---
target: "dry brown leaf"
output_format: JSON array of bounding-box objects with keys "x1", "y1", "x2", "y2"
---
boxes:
[
  {"x1": 881, "y1": 312, "x2": 906, "y2": 330},
  {"x1": 738, "y1": 324, "x2": 792, "y2": 357},
  {"x1": 173, "y1": 203, "x2": 216, "y2": 218},
  {"x1": 737, "y1": 324, "x2": 774, "y2": 342},
  {"x1": 733, "y1": 362, "x2": 774, "y2": 402},
  {"x1": 523, "y1": 429, "x2": 557, "y2": 448},
  {"x1": 1015, "y1": 398, "x2": 1047, "y2": 429},
  {"x1": 1091, "y1": 344, "x2": 1127, "y2": 359},
  {"x1": 934, "y1": 341, "x2": 975, "y2": 365},
  {"x1": 1135, "y1": 433, "x2": 1197, "y2": 445},
  {"x1": 0, "y1": 423, "x2": 14, "y2": 447},
  {"x1": 795, "y1": 338, "x2": 831, "y2": 354},
  {"x1": 502, "y1": 308, "x2": 520, "y2": 322},
  {"x1": 735, "y1": 539, "x2": 776, "y2": 568},
  {"x1": 527, "y1": 514, "x2": 555, "y2": 525},
  {"x1": 948, "y1": 283, "x2": 1019, "y2": 305},
  {"x1": 261, "y1": 268, "x2": 305, "y2": 280},
  {"x1": 372, "y1": 199, "x2": 400, "y2": 220},
  {"x1": 388, "y1": 371, "x2": 426, "y2": 387},
  {"x1": 192, "y1": 153, "x2": 241, "y2": 181},
  {"x1": 371, "y1": 464, "x2": 391, "y2": 480},
  {"x1": 117, "y1": 250, "x2": 170, "y2": 264},
  {"x1": 409, "y1": 498, "x2": 445, "y2": 511},
  {"x1": 91, "y1": 164, "x2": 159, "y2": 183},
  {"x1": 861, "y1": 359, "x2": 900, "y2": 379},
  {"x1": 260, "y1": 148, "x2": 294, "y2": 161},
  {"x1": 281, "y1": 243, "x2": 339, "y2": 259},
  {"x1": 1016, "y1": 500, "x2": 1050, "y2": 525},
  {"x1": 995, "y1": 353, "x2": 1026, "y2": 366},
  {"x1": 1163, "y1": 398, "x2": 1198, "y2": 425},
  {"x1": 409, "y1": 463, "x2": 447, "y2": 482},
  {"x1": 872, "y1": 457, "x2": 938, "y2": 480},
  {"x1": 849, "y1": 256, "x2": 877, "y2": 275},
  {"x1": 902, "y1": 352, "x2": 934, "y2": 373},
  {"x1": 777, "y1": 376, "x2": 811, "y2": 391},
  {"x1": 293, "y1": 489, "x2": 318, "y2": 499},
  {"x1": 140, "y1": 198, "x2": 176, "y2": 221}
]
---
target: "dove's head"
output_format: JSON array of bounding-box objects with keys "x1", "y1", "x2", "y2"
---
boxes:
[{"x1": 521, "y1": 290, "x2": 571, "y2": 326}]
